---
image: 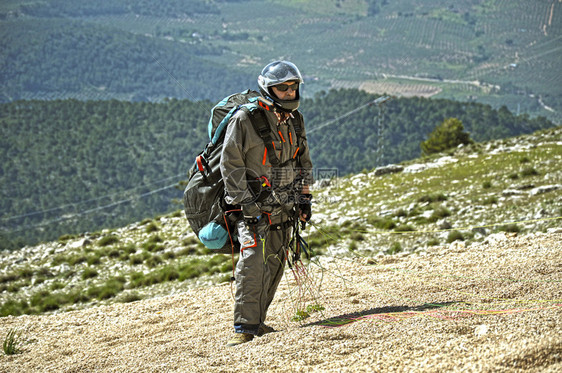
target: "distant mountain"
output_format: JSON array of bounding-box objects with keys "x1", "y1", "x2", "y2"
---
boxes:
[
  {"x1": 1, "y1": 0, "x2": 560, "y2": 122},
  {"x1": 0, "y1": 18, "x2": 254, "y2": 102}
]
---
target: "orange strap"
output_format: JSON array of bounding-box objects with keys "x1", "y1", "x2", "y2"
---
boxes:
[
  {"x1": 262, "y1": 147, "x2": 267, "y2": 165},
  {"x1": 278, "y1": 130, "x2": 286, "y2": 143},
  {"x1": 293, "y1": 147, "x2": 300, "y2": 159}
]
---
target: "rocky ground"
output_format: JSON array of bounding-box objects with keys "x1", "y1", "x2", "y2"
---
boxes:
[{"x1": 1, "y1": 231, "x2": 560, "y2": 372}]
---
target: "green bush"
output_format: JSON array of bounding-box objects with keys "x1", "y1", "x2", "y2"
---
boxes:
[
  {"x1": 68, "y1": 254, "x2": 87, "y2": 266},
  {"x1": 427, "y1": 238, "x2": 440, "y2": 246},
  {"x1": 393, "y1": 208, "x2": 408, "y2": 217},
  {"x1": 367, "y1": 216, "x2": 396, "y2": 230},
  {"x1": 87, "y1": 278, "x2": 125, "y2": 300},
  {"x1": 428, "y1": 206, "x2": 451, "y2": 222},
  {"x1": 129, "y1": 272, "x2": 146, "y2": 288},
  {"x1": 182, "y1": 237, "x2": 200, "y2": 246},
  {"x1": 107, "y1": 248, "x2": 120, "y2": 258},
  {"x1": 118, "y1": 243, "x2": 137, "y2": 260},
  {"x1": 306, "y1": 225, "x2": 341, "y2": 249},
  {"x1": 58, "y1": 234, "x2": 78, "y2": 243},
  {"x1": 499, "y1": 224, "x2": 521, "y2": 233},
  {"x1": 120, "y1": 292, "x2": 142, "y2": 303},
  {"x1": 145, "y1": 222, "x2": 159, "y2": 233},
  {"x1": 50, "y1": 281, "x2": 66, "y2": 291},
  {"x1": 0, "y1": 299, "x2": 29, "y2": 317},
  {"x1": 98, "y1": 235, "x2": 120, "y2": 247},
  {"x1": 350, "y1": 231, "x2": 365, "y2": 241},
  {"x1": 394, "y1": 224, "x2": 415, "y2": 233},
  {"x1": 38, "y1": 294, "x2": 64, "y2": 312},
  {"x1": 482, "y1": 196, "x2": 498, "y2": 205},
  {"x1": 219, "y1": 262, "x2": 233, "y2": 273},
  {"x1": 82, "y1": 267, "x2": 98, "y2": 280},
  {"x1": 446, "y1": 230, "x2": 464, "y2": 243},
  {"x1": 420, "y1": 117, "x2": 473, "y2": 155},
  {"x1": 418, "y1": 192, "x2": 448, "y2": 203},
  {"x1": 521, "y1": 167, "x2": 539, "y2": 177},
  {"x1": 86, "y1": 254, "x2": 101, "y2": 266},
  {"x1": 387, "y1": 242, "x2": 403, "y2": 254},
  {"x1": 143, "y1": 235, "x2": 165, "y2": 252},
  {"x1": 129, "y1": 255, "x2": 144, "y2": 265},
  {"x1": 146, "y1": 255, "x2": 164, "y2": 268},
  {"x1": 0, "y1": 272, "x2": 18, "y2": 284}
]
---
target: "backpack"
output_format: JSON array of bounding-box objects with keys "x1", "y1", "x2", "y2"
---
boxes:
[{"x1": 183, "y1": 89, "x2": 303, "y2": 254}]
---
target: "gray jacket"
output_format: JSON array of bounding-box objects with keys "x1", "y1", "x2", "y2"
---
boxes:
[{"x1": 220, "y1": 108, "x2": 314, "y2": 217}]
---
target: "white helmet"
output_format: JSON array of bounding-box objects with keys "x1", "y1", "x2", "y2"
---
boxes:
[{"x1": 257, "y1": 61, "x2": 303, "y2": 112}]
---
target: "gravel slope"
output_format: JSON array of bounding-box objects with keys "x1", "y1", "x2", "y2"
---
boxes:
[{"x1": 1, "y1": 232, "x2": 561, "y2": 372}]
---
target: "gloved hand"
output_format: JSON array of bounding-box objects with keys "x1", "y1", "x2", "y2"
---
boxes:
[
  {"x1": 244, "y1": 215, "x2": 261, "y2": 234},
  {"x1": 298, "y1": 193, "x2": 312, "y2": 222}
]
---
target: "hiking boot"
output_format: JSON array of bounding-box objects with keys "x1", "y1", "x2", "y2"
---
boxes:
[
  {"x1": 226, "y1": 333, "x2": 254, "y2": 347},
  {"x1": 257, "y1": 324, "x2": 276, "y2": 337}
]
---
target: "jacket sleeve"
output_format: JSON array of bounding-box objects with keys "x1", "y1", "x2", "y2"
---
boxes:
[{"x1": 220, "y1": 111, "x2": 257, "y2": 208}]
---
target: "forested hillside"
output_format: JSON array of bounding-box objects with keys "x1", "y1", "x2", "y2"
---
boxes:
[
  {"x1": 0, "y1": 92, "x2": 554, "y2": 250},
  {"x1": 0, "y1": 19, "x2": 253, "y2": 102},
  {"x1": 304, "y1": 90, "x2": 553, "y2": 173},
  {"x1": 1, "y1": 0, "x2": 560, "y2": 122}
]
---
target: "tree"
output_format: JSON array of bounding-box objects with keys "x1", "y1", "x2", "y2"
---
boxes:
[{"x1": 420, "y1": 117, "x2": 473, "y2": 155}]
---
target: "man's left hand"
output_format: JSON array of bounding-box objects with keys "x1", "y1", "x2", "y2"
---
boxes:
[{"x1": 298, "y1": 193, "x2": 312, "y2": 222}]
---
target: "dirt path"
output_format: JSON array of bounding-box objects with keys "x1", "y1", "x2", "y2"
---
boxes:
[{"x1": 1, "y1": 232, "x2": 561, "y2": 372}]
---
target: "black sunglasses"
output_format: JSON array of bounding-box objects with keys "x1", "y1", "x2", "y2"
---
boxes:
[{"x1": 274, "y1": 82, "x2": 299, "y2": 92}]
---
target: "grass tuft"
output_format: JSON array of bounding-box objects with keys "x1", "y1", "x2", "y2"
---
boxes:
[
  {"x1": 98, "y1": 235, "x2": 119, "y2": 247},
  {"x1": 3, "y1": 329, "x2": 22, "y2": 355},
  {"x1": 447, "y1": 230, "x2": 464, "y2": 243}
]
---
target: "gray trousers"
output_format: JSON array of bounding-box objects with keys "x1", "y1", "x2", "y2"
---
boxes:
[{"x1": 233, "y1": 218, "x2": 290, "y2": 334}]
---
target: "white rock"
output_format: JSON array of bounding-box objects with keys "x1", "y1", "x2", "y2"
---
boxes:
[
  {"x1": 530, "y1": 184, "x2": 561, "y2": 196},
  {"x1": 474, "y1": 324, "x2": 489, "y2": 336}
]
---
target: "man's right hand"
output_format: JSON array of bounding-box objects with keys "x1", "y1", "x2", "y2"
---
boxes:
[{"x1": 242, "y1": 203, "x2": 262, "y2": 234}]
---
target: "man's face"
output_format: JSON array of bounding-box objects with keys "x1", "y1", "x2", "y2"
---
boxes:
[{"x1": 271, "y1": 81, "x2": 298, "y2": 101}]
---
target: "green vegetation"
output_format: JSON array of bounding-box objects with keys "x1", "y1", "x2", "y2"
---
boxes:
[
  {"x1": 1, "y1": 0, "x2": 560, "y2": 124},
  {"x1": 499, "y1": 224, "x2": 521, "y2": 233},
  {"x1": 0, "y1": 84, "x2": 555, "y2": 251},
  {"x1": 98, "y1": 235, "x2": 120, "y2": 247},
  {"x1": 0, "y1": 127, "x2": 560, "y2": 319},
  {"x1": 421, "y1": 118, "x2": 473, "y2": 155},
  {"x1": 387, "y1": 242, "x2": 403, "y2": 255},
  {"x1": 0, "y1": 16, "x2": 250, "y2": 102},
  {"x1": 0, "y1": 238, "x2": 232, "y2": 317},
  {"x1": 3, "y1": 329, "x2": 22, "y2": 355},
  {"x1": 291, "y1": 303, "x2": 325, "y2": 322},
  {"x1": 446, "y1": 231, "x2": 465, "y2": 243}
]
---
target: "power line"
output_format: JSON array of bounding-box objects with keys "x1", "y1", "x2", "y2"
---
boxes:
[
  {"x1": 0, "y1": 181, "x2": 181, "y2": 233},
  {"x1": 1, "y1": 173, "x2": 185, "y2": 223},
  {"x1": 307, "y1": 96, "x2": 390, "y2": 134},
  {"x1": 2, "y1": 96, "x2": 391, "y2": 233}
]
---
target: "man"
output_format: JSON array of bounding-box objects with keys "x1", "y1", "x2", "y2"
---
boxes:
[{"x1": 220, "y1": 61, "x2": 314, "y2": 346}]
